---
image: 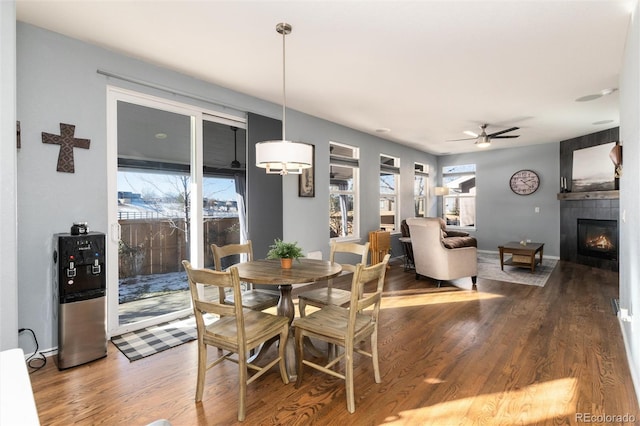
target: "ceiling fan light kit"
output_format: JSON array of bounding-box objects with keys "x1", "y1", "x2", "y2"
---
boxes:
[
  {"x1": 475, "y1": 137, "x2": 491, "y2": 148},
  {"x1": 255, "y1": 22, "x2": 312, "y2": 175},
  {"x1": 450, "y1": 123, "x2": 520, "y2": 148}
]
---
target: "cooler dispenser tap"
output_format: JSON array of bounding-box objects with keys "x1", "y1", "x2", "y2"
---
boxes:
[
  {"x1": 66, "y1": 256, "x2": 76, "y2": 278},
  {"x1": 92, "y1": 253, "x2": 101, "y2": 275}
]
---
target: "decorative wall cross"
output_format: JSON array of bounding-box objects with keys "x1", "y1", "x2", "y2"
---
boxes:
[{"x1": 42, "y1": 123, "x2": 91, "y2": 173}]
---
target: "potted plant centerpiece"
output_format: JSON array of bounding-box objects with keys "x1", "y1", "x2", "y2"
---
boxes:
[{"x1": 267, "y1": 239, "x2": 304, "y2": 269}]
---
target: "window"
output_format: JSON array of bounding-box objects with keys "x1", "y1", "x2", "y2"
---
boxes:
[
  {"x1": 380, "y1": 154, "x2": 400, "y2": 232},
  {"x1": 329, "y1": 142, "x2": 359, "y2": 239},
  {"x1": 442, "y1": 163, "x2": 476, "y2": 227},
  {"x1": 414, "y1": 163, "x2": 429, "y2": 217}
]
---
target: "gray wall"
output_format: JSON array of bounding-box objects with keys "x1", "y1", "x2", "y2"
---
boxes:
[
  {"x1": 619, "y1": 0, "x2": 640, "y2": 399},
  {"x1": 0, "y1": 1, "x2": 18, "y2": 350},
  {"x1": 439, "y1": 142, "x2": 560, "y2": 256},
  {"x1": 247, "y1": 113, "x2": 283, "y2": 258},
  {"x1": 282, "y1": 108, "x2": 439, "y2": 259},
  {"x1": 12, "y1": 23, "x2": 438, "y2": 350},
  {"x1": 14, "y1": 23, "x2": 280, "y2": 350}
]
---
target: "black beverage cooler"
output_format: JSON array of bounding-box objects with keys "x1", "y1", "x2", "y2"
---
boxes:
[{"x1": 53, "y1": 232, "x2": 107, "y2": 369}]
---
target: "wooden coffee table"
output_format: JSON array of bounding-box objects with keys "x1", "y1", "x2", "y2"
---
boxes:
[{"x1": 498, "y1": 242, "x2": 544, "y2": 273}]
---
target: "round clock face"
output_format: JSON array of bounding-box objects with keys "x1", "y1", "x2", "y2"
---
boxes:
[{"x1": 510, "y1": 169, "x2": 540, "y2": 195}]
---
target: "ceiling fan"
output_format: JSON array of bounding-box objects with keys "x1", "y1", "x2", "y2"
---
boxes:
[
  {"x1": 450, "y1": 124, "x2": 520, "y2": 148},
  {"x1": 230, "y1": 126, "x2": 241, "y2": 168}
]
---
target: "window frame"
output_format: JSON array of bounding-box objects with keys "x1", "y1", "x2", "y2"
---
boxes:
[
  {"x1": 441, "y1": 163, "x2": 476, "y2": 229},
  {"x1": 329, "y1": 141, "x2": 360, "y2": 241},
  {"x1": 414, "y1": 162, "x2": 429, "y2": 218},
  {"x1": 380, "y1": 154, "x2": 400, "y2": 233}
]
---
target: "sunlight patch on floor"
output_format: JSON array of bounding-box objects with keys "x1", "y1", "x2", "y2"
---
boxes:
[
  {"x1": 380, "y1": 290, "x2": 503, "y2": 309},
  {"x1": 383, "y1": 377, "x2": 577, "y2": 424}
]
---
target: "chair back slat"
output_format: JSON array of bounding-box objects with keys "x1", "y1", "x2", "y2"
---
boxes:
[
  {"x1": 349, "y1": 254, "x2": 390, "y2": 324},
  {"x1": 211, "y1": 241, "x2": 254, "y2": 302},
  {"x1": 212, "y1": 241, "x2": 254, "y2": 270},
  {"x1": 330, "y1": 241, "x2": 370, "y2": 282},
  {"x1": 329, "y1": 241, "x2": 370, "y2": 269},
  {"x1": 194, "y1": 299, "x2": 236, "y2": 317}
]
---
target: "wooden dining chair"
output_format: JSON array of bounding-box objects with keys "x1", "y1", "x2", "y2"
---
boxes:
[
  {"x1": 292, "y1": 254, "x2": 390, "y2": 413},
  {"x1": 182, "y1": 260, "x2": 289, "y2": 422},
  {"x1": 297, "y1": 241, "x2": 370, "y2": 317},
  {"x1": 211, "y1": 241, "x2": 279, "y2": 311}
]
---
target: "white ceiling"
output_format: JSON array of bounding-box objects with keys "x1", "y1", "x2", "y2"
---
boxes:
[{"x1": 16, "y1": 0, "x2": 634, "y2": 155}]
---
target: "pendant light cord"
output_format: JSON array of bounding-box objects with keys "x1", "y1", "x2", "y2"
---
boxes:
[{"x1": 281, "y1": 25, "x2": 287, "y2": 142}]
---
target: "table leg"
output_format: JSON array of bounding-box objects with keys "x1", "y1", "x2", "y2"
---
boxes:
[
  {"x1": 539, "y1": 247, "x2": 544, "y2": 267},
  {"x1": 530, "y1": 254, "x2": 535, "y2": 273},
  {"x1": 277, "y1": 284, "x2": 295, "y2": 325},
  {"x1": 499, "y1": 247, "x2": 505, "y2": 270},
  {"x1": 247, "y1": 285, "x2": 297, "y2": 380},
  {"x1": 276, "y1": 285, "x2": 299, "y2": 379}
]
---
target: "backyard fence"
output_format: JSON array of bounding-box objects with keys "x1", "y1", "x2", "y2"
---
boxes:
[{"x1": 118, "y1": 217, "x2": 240, "y2": 278}]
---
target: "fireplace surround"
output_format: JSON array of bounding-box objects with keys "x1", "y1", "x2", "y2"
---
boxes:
[
  {"x1": 559, "y1": 127, "x2": 619, "y2": 271},
  {"x1": 577, "y1": 218, "x2": 618, "y2": 260}
]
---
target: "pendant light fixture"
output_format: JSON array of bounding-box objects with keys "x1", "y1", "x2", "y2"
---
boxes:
[{"x1": 255, "y1": 22, "x2": 312, "y2": 175}]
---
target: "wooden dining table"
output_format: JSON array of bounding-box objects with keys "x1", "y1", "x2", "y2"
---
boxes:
[
  {"x1": 234, "y1": 258, "x2": 342, "y2": 324},
  {"x1": 234, "y1": 258, "x2": 342, "y2": 378}
]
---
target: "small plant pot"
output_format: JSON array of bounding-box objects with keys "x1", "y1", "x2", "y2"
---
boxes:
[{"x1": 280, "y1": 258, "x2": 293, "y2": 269}]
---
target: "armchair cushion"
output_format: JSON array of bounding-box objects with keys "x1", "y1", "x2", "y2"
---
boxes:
[
  {"x1": 402, "y1": 218, "x2": 477, "y2": 249},
  {"x1": 442, "y1": 236, "x2": 477, "y2": 249}
]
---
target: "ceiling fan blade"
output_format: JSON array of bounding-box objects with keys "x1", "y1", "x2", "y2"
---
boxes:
[
  {"x1": 487, "y1": 126, "x2": 519, "y2": 138},
  {"x1": 492, "y1": 135, "x2": 520, "y2": 139},
  {"x1": 447, "y1": 137, "x2": 477, "y2": 142},
  {"x1": 463, "y1": 131, "x2": 478, "y2": 137}
]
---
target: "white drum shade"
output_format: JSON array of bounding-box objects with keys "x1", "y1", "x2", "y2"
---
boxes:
[{"x1": 256, "y1": 140, "x2": 312, "y2": 174}]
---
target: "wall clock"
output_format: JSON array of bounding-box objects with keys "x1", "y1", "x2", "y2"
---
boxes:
[{"x1": 510, "y1": 169, "x2": 540, "y2": 195}]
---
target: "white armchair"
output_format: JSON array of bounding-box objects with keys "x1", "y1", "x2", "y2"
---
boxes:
[{"x1": 406, "y1": 217, "x2": 477, "y2": 288}]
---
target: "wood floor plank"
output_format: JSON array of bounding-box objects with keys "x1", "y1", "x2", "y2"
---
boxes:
[{"x1": 29, "y1": 259, "x2": 638, "y2": 425}]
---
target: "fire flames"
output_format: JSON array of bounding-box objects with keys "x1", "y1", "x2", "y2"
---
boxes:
[{"x1": 585, "y1": 234, "x2": 614, "y2": 251}]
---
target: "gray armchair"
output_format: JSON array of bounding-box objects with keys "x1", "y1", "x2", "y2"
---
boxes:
[{"x1": 406, "y1": 217, "x2": 477, "y2": 288}]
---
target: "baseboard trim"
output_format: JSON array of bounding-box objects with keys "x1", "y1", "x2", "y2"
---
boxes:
[{"x1": 618, "y1": 317, "x2": 640, "y2": 409}]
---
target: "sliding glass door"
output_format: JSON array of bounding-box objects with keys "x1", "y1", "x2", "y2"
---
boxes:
[
  {"x1": 200, "y1": 120, "x2": 247, "y2": 299},
  {"x1": 107, "y1": 88, "x2": 246, "y2": 335}
]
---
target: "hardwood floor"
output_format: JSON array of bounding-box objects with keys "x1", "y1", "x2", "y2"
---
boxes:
[{"x1": 29, "y1": 259, "x2": 638, "y2": 425}]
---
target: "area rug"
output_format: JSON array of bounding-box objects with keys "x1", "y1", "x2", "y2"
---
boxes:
[
  {"x1": 112, "y1": 316, "x2": 198, "y2": 361},
  {"x1": 476, "y1": 251, "x2": 557, "y2": 287}
]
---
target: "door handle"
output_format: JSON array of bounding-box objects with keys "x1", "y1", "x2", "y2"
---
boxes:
[{"x1": 110, "y1": 223, "x2": 121, "y2": 242}]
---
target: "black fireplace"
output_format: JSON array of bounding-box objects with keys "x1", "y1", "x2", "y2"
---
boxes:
[{"x1": 577, "y1": 219, "x2": 618, "y2": 260}]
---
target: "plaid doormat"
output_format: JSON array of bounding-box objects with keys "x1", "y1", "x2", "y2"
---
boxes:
[{"x1": 111, "y1": 316, "x2": 198, "y2": 361}]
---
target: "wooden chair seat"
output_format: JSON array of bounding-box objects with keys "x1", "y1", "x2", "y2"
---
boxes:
[
  {"x1": 292, "y1": 305, "x2": 375, "y2": 341},
  {"x1": 224, "y1": 289, "x2": 279, "y2": 311},
  {"x1": 203, "y1": 308, "x2": 288, "y2": 348},
  {"x1": 295, "y1": 287, "x2": 351, "y2": 309}
]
